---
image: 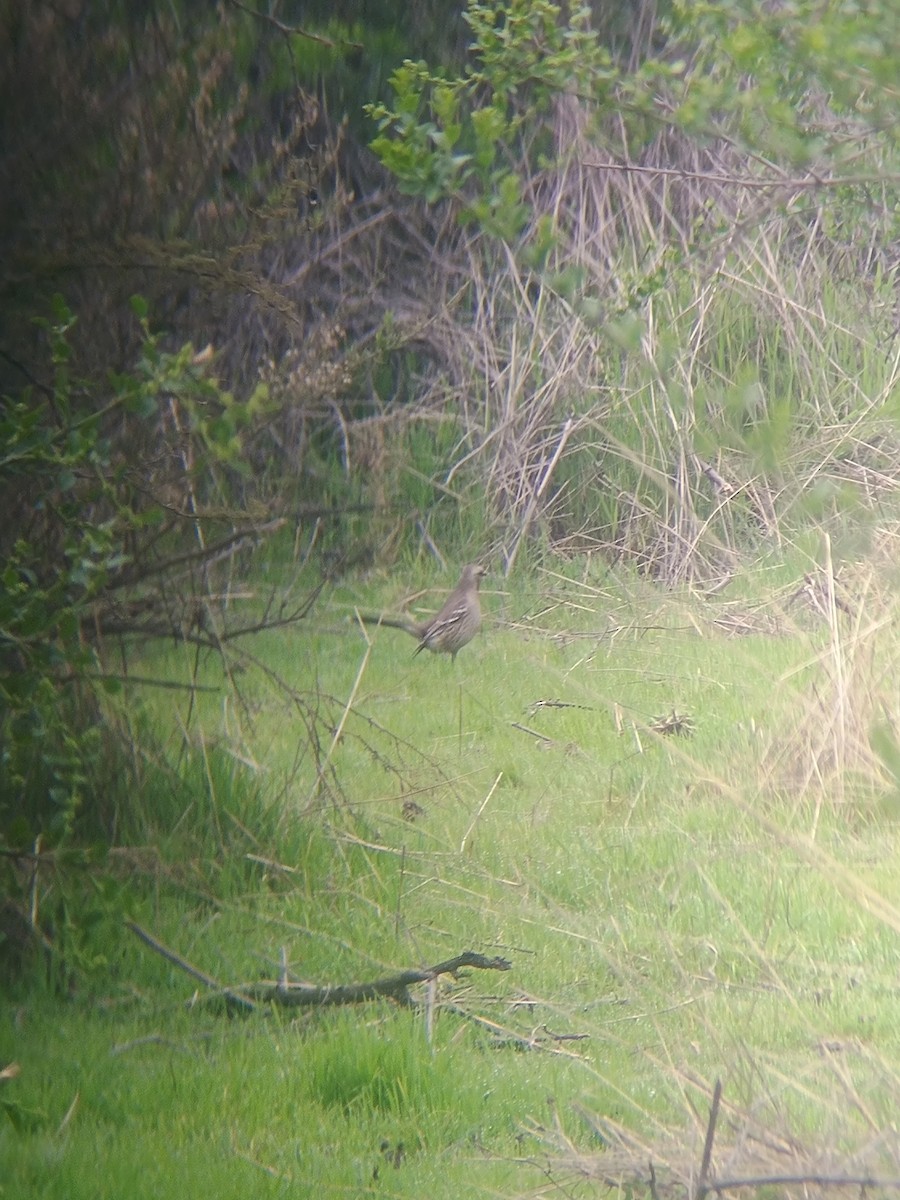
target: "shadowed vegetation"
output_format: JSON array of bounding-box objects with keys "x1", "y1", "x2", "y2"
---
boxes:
[{"x1": 2, "y1": 1, "x2": 900, "y2": 1196}]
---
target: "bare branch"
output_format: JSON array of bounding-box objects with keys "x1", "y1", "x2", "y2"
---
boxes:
[
  {"x1": 246, "y1": 951, "x2": 512, "y2": 1008},
  {"x1": 584, "y1": 159, "x2": 900, "y2": 190},
  {"x1": 226, "y1": 0, "x2": 363, "y2": 51},
  {"x1": 126, "y1": 920, "x2": 512, "y2": 1011},
  {"x1": 124, "y1": 920, "x2": 257, "y2": 1013}
]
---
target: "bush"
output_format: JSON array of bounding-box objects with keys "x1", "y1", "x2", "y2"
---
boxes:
[{"x1": 0, "y1": 296, "x2": 272, "y2": 848}]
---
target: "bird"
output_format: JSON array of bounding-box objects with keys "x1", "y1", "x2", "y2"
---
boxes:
[
  {"x1": 359, "y1": 564, "x2": 487, "y2": 662},
  {"x1": 412, "y1": 563, "x2": 487, "y2": 661}
]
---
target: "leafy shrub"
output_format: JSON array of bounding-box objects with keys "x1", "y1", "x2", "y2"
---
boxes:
[{"x1": 0, "y1": 296, "x2": 271, "y2": 849}]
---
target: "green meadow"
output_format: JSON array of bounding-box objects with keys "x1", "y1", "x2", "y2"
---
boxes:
[
  {"x1": 6, "y1": 550, "x2": 900, "y2": 1197},
  {"x1": 3, "y1": 3, "x2": 900, "y2": 1196}
]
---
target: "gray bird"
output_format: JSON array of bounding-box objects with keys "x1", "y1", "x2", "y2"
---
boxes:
[{"x1": 360, "y1": 564, "x2": 487, "y2": 662}]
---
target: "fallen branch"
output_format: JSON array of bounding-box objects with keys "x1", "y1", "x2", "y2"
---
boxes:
[
  {"x1": 126, "y1": 920, "x2": 511, "y2": 1011},
  {"x1": 245, "y1": 951, "x2": 512, "y2": 1008}
]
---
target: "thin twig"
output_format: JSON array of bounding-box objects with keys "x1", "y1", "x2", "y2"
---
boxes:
[
  {"x1": 695, "y1": 1078, "x2": 722, "y2": 1200},
  {"x1": 29, "y1": 834, "x2": 41, "y2": 932},
  {"x1": 125, "y1": 920, "x2": 256, "y2": 1013},
  {"x1": 305, "y1": 642, "x2": 371, "y2": 808},
  {"x1": 65, "y1": 673, "x2": 219, "y2": 692},
  {"x1": 583, "y1": 159, "x2": 900, "y2": 190},
  {"x1": 460, "y1": 772, "x2": 503, "y2": 854},
  {"x1": 504, "y1": 415, "x2": 575, "y2": 576},
  {"x1": 107, "y1": 520, "x2": 286, "y2": 591},
  {"x1": 709, "y1": 1174, "x2": 900, "y2": 1192},
  {"x1": 395, "y1": 845, "x2": 405, "y2": 942},
  {"x1": 245, "y1": 853, "x2": 300, "y2": 874},
  {"x1": 648, "y1": 1160, "x2": 661, "y2": 1200},
  {"x1": 511, "y1": 721, "x2": 554, "y2": 743},
  {"x1": 226, "y1": 0, "x2": 363, "y2": 50}
]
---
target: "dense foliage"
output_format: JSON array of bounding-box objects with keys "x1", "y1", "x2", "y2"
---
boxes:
[
  {"x1": 0, "y1": 0, "x2": 897, "y2": 965},
  {"x1": 0, "y1": 296, "x2": 273, "y2": 846}
]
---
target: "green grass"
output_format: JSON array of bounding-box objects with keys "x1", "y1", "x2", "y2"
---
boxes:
[{"x1": 5, "y1": 554, "x2": 900, "y2": 1196}]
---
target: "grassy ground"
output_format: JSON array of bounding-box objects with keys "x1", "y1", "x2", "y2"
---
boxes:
[{"x1": 4, "y1": 549, "x2": 900, "y2": 1197}]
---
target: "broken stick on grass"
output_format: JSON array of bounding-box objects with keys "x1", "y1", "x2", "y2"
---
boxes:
[
  {"x1": 126, "y1": 919, "x2": 511, "y2": 1010},
  {"x1": 247, "y1": 950, "x2": 512, "y2": 1007}
]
